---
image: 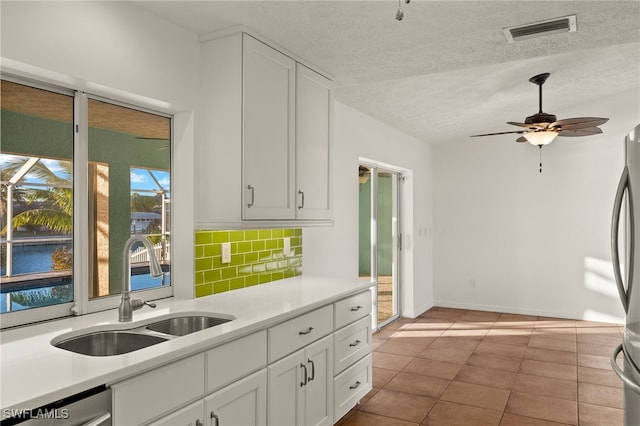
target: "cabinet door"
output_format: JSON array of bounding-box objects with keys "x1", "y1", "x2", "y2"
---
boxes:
[
  {"x1": 242, "y1": 34, "x2": 296, "y2": 220},
  {"x1": 205, "y1": 369, "x2": 267, "y2": 426},
  {"x1": 304, "y1": 335, "x2": 334, "y2": 426},
  {"x1": 148, "y1": 400, "x2": 205, "y2": 426},
  {"x1": 295, "y1": 64, "x2": 332, "y2": 220},
  {"x1": 268, "y1": 349, "x2": 305, "y2": 426}
]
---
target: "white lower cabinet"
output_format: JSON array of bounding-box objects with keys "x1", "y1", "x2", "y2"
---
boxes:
[
  {"x1": 206, "y1": 369, "x2": 267, "y2": 426},
  {"x1": 148, "y1": 400, "x2": 205, "y2": 426},
  {"x1": 268, "y1": 334, "x2": 333, "y2": 426}
]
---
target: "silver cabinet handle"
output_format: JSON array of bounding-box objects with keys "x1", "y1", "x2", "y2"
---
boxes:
[
  {"x1": 210, "y1": 411, "x2": 220, "y2": 426},
  {"x1": 247, "y1": 185, "x2": 255, "y2": 208},
  {"x1": 308, "y1": 358, "x2": 315, "y2": 382},
  {"x1": 611, "y1": 166, "x2": 635, "y2": 313},
  {"x1": 349, "y1": 381, "x2": 361, "y2": 390},
  {"x1": 350, "y1": 306, "x2": 363, "y2": 312},
  {"x1": 299, "y1": 327, "x2": 314, "y2": 336},
  {"x1": 349, "y1": 340, "x2": 361, "y2": 347},
  {"x1": 611, "y1": 343, "x2": 640, "y2": 395},
  {"x1": 298, "y1": 190, "x2": 305, "y2": 209},
  {"x1": 81, "y1": 413, "x2": 111, "y2": 426},
  {"x1": 300, "y1": 363, "x2": 308, "y2": 387}
]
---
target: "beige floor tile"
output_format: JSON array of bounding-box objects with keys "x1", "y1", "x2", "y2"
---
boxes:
[
  {"x1": 500, "y1": 413, "x2": 573, "y2": 426},
  {"x1": 387, "y1": 330, "x2": 443, "y2": 344},
  {"x1": 359, "y1": 387, "x2": 379, "y2": 405},
  {"x1": 384, "y1": 371, "x2": 450, "y2": 399},
  {"x1": 485, "y1": 329, "x2": 532, "y2": 347},
  {"x1": 337, "y1": 410, "x2": 420, "y2": 426},
  {"x1": 466, "y1": 352, "x2": 522, "y2": 373},
  {"x1": 440, "y1": 381, "x2": 510, "y2": 411},
  {"x1": 422, "y1": 401, "x2": 502, "y2": 426},
  {"x1": 578, "y1": 366, "x2": 622, "y2": 388},
  {"x1": 497, "y1": 312, "x2": 539, "y2": 322},
  {"x1": 402, "y1": 357, "x2": 463, "y2": 380},
  {"x1": 372, "y1": 352, "x2": 413, "y2": 371},
  {"x1": 532, "y1": 327, "x2": 578, "y2": 342},
  {"x1": 506, "y1": 391, "x2": 578, "y2": 425},
  {"x1": 372, "y1": 367, "x2": 397, "y2": 388},
  {"x1": 476, "y1": 340, "x2": 527, "y2": 358},
  {"x1": 529, "y1": 335, "x2": 577, "y2": 352},
  {"x1": 461, "y1": 310, "x2": 502, "y2": 322},
  {"x1": 535, "y1": 318, "x2": 577, "y2": 329},
  {"x1": 519, "y1": 359, "x2": 577, "y2": 381},
  {"x1": 576, "y1": 328, "x2": 623, "y2": 346},
  {"x1": 441, "y1": 328, "x2": 489, "y2": 338},
  {"x1": 577, "y1": 342, "x2": 615, "y2": 357},
  {"x1": 421, "y1": 309, "x2": 466, "y2": 321},
  {"x1": 454, "y1": 365, "x2": 517, "y2": 390},
  {"x1": 359, "y1": 388, "x2": 435, "y2": 423},
  {"x1": 450, "y1": 320, "x2": 494, "y2": 330},
  {"x1": 399, "y1": 318, "x2": 453, "y2": 332},
  {"x1": 512, "y1": 373, "x2": 577, "y2": 401},
  {"x1": 384, "y1": 318, "x2": 419, "y2": 330},
  {"x1": 429, "y1": 336, "x2": 482, "y2": 352},
  {"x1": 377, "y1": 340, "x2": 431, "y2": 357},
  {"x1": 417, "y1": 346, "x2": 473, "y2": 364},
  {"x1": 524, "y1": 347, "x2": 577, "y2": 366},
  {"x1": 578, "y1": 402, "x2": 623, "y2": 426},
  {"x1": 578, "y1": 353, "x2": 615, "y2": 370},
  {"x1": 578, "y1": 382, "x2": 623, "y2": 409}
]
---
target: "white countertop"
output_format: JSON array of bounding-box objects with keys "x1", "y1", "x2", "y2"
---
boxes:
[{"x1": 0, "y1": 276, "x2": 372, "y2": 417}]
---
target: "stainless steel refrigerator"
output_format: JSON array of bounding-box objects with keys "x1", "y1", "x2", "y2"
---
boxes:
[{"x1": 611, "y1": 124, "x2": 640, "y2": 425}]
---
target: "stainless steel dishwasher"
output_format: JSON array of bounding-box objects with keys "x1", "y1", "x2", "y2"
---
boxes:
[{"x1": 1, "y1": 386, "x2": 111, "y2": 426}]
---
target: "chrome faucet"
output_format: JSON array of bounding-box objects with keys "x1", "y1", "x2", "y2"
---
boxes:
[{"x1": 118, "y1": 236, "x2": 162, "y2": 322}]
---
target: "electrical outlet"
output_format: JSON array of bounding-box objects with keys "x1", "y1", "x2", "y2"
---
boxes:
[{"x1": 221, "y1": 242, "x2": 231, "y2": 263}]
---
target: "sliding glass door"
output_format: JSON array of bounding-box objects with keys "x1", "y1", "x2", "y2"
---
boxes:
[{"x1": 358, "y1": 164, "x2": 401, "y2": 330}]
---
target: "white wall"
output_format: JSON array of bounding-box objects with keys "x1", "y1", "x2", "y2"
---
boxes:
[
  {"x1": 433, "y1": 89, "x2": 639, "y2": 323},
  {"x1": 304, "y1": 101, "x2": 434, "y2": 318},
  {"x1": 0, "y1": 1, "x2": 200, "y2": 298}
]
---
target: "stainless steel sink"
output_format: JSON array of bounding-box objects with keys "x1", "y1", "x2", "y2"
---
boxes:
[
  {"x1": 53, "y1": 313, "x2": 234, "y2": 356},
  {"x1": 145, "y1": 315, "x2": 232, "y2": 336},
  {"x1": 54, "y1": 330, "x2": 168, "y2": 356}
]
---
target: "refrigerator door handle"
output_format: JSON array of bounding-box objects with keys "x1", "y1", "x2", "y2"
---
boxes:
[
  {"x1": 611, "y1": 165, "x2": 635, "y2": 313},
  {"x1": 612, "y1": 343, "x2": 640, "y2": 395}
]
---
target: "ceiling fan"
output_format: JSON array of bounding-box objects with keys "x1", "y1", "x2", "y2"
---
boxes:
[{"x1": 470, "y1": 72, "x2": 609, "y2": 147}]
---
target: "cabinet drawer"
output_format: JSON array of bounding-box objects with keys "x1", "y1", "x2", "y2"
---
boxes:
[
  {"x1": 268, "y1": 305, "x2": 333, "y2": 362},
  {"x1": 334, "y1": 316, "x2": 372, "y2": 374},
  {"x1": 334, "y1": 291, "x2": 372, "y2": 329},
  {"x1": 333, "y1": 353, "x2": 372, "y2": 422},
  {"x1": 207, "y1": 330, "x2": 267, "y2": 392},
  {"x1": 112, "y1": 353, "x2": 205, "y2": 425}
]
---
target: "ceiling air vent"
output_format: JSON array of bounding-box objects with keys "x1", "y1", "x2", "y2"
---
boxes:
[{"x1": 504, "y1": 15, "x2": 577, "y2": 43}]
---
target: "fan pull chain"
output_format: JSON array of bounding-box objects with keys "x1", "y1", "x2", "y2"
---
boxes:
[{"x1": 539, "y1": 145, "x2": 543, "y2": 173}]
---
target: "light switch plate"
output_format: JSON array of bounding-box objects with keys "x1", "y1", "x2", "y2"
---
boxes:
[
  {"x1": 221, "y1": 242, "x2": 231, "y2": 263},
  {"x1": 283, "y1": 237, "x2": 291, "y2": 256}
]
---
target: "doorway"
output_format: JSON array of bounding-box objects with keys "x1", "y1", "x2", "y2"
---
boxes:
[{"x1": 358, "y1": 163, "x2": 401, "y2": 330}]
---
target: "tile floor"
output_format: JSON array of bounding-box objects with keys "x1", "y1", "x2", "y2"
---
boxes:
[{"x1": 336, "y1": 307, "x2": 626, "y2": 426}]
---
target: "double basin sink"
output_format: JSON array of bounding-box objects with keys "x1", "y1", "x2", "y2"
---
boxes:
[{"x1": 53, "y1": 313, "x2": 234, "y2": 357}]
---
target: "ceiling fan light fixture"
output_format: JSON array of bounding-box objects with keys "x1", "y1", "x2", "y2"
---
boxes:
[{"x1": 523, "y1": 130, "x2": 558, "y2": 146}]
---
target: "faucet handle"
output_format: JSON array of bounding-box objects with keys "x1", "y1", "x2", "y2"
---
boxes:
[{"x1": 130, "y1": 298, "x2": 157, "y2": 311}]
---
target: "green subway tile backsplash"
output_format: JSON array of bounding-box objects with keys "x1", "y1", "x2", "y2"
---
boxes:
[{"x1": 194, "y1": 228, "x2": 302, "y2": 297}]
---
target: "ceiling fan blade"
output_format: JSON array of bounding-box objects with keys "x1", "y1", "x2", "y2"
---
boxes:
[
  {"x1": 507, "y1": 121, "x2": 547, "y2": 129},
  {"x1": 516, "y1": 136, "x2": 527, "y2": 143},
  {"x1": 470, "y1": 130, "x2": 527, "y2": 137},
  {"x1": 550, "y1": 117, "x2": 609, "y2": 130},
  {"x1": 557, "y1": 127, "x2": 603, "y2": 137}
]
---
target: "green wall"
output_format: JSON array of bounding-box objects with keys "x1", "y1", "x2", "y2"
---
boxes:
[{"x1": 358, "y1": 175, "x2": 393, "y2": 276}]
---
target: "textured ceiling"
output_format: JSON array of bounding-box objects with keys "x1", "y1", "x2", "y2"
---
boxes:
[{"x1": 136, "y1": 1, "x2": 640, "y2": 144}]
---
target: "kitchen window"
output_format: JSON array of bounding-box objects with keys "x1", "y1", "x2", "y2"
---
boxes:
[{"x1": 1, "y1": 78, "x2": 172, "y2": 328}]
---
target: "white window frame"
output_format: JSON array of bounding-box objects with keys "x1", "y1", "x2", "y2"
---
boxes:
[{"x1": 1, "y1": 71, "x2": 174, "y2": 328}]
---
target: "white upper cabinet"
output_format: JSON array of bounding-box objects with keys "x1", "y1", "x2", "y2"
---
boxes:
[
  {"x1": 295, "y1": 64, "x2": 332, "y2": 220},
  {"x1": 196, "y1": 31, "x2": 332, "y2": 228},
  {"x1": 242, "y1": 35, "x2": 296, "y2": 220}
]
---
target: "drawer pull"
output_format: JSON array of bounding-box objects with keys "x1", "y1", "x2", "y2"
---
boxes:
[
  {"x1": 350, "y1": 305, "x2": 363, "y2": 312},
  {"x1": 300, "y1": 363, "x2": 308, "y2": 387},
  {"x1": 349, "y1": 381, "x2": 362, "y2": 390},
  {"x1": 196, "y1": 420, "x2": 204, "y2": 426},
  {"x1": 210, "y1": 412, "x2": 219, "y2": 426},
  {"x1": 299, "y1": 327, "x2": 314, "y2": 336},
  {"x1": 308, "y1": 358, "x2": 315, "y2": 381},
  {"x1": 349, "y1": 340, "x2": 362, "y2": 347}
]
